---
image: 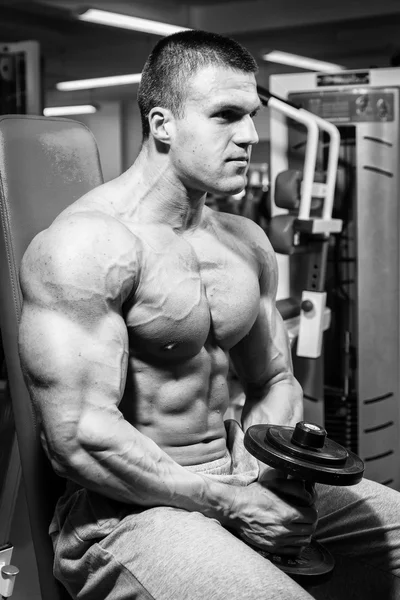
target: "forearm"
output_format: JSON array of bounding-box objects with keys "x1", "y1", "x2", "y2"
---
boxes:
[
  {"x1": 55, "y1": 412, "x2": 236, "y2": 525},
  {"x1": 240, "y1": 375, "x2": 303, "y2": 479},
  {"x1": 241, "y1": 374, "x2": 303, "y2": 432}
]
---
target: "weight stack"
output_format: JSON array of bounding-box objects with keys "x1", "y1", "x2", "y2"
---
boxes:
[{"x1": 324, "y1": 387, "x2": 358, "y2": 455}]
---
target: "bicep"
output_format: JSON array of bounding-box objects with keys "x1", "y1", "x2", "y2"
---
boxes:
[
  {"x1": 17, "y1": 214, "x2": 137, "y2": 473},
  {"x1": 230, "y1": 296, "x2": 293, "y2": 389},
  {"x1": 230, "y1": 224, "x2": 293, "y2": 388}
]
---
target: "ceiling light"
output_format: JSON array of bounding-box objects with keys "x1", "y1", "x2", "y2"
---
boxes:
[
  {"x1": 77, "y1": 8, "x2": 190, "y2": 36},
  {"x1": 43, "y1": 105, "x2": 97, "y2": 116},
  {"x1": 262, "y1": 51, "x2": 345, "y2": 72},
  {"x1": 56, "y1": 73, "x2": 142, "y2": 91}
]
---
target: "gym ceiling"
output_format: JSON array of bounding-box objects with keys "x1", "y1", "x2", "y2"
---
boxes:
[{"x1": 1, "y1": 0, "x2": 400, "y2": 101}]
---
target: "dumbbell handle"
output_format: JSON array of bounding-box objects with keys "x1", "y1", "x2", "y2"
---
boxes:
[
  {"x1": 283, "y1": 478, "x2": 316, "y2": 507},
  {"x1": 264, "y1": 470, "x2": 316, "y2": 507}
]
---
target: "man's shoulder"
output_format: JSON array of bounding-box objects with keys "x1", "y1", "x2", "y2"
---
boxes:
[
  {"x1": 21, "y1": 210, "x2": 140, "y2": 303},
  {"x1": 207, "y1": 208, "x2": 277, "y2": 282},
  {"x1": 32, "y1": 210, "x2": 138, "y2": 261}
]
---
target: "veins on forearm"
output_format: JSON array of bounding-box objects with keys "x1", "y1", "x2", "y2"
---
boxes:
[{"x1": 241, "y1": 375, "x2": 303, "y2": 429}]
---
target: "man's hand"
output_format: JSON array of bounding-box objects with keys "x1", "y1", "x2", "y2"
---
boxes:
[{"x1": 228, "y1": 478, "x2": 318, "y2": 555}]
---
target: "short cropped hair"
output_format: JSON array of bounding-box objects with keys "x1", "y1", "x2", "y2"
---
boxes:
[{"x1": 138, "y1": 29, "x2": 258, "y2": 140}]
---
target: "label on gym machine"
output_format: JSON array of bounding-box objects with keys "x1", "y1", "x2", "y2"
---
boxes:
[
  {"x1": 317, "y1": 71, "x2": 370, "y2": 87},
  {"x1": 288, "y1": 90, "x2": 395, "y2": 123}
]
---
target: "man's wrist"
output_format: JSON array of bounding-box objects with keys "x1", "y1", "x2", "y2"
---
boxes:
[
  {"x1": 176, "y1": 472, "x2": 238, "y2": 526},
  {"x1": 199, "y1": 475, "x2": 238, "y2": 526}
]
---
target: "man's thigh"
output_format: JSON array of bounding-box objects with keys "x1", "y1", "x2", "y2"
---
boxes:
[
  {"x1": 315, "y1": 477, "x2": 400, "y2": 569},
  {"x1": 95, "y1": 506, "x2": 312, "y2": 600}
]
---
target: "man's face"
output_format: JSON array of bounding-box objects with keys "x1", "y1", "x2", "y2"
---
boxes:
[{"x1": 169, "y1": 65, "x2": 260, "y2": 196}]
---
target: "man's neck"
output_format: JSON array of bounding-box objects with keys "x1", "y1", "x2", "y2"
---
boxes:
[{"x1": 117, "y1": 142, "x2": 207, "y2": 233}]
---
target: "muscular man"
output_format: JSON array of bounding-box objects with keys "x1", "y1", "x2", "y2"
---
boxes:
[{"x1": 18, "y1": 30, "x2": 400, "y2": 600}]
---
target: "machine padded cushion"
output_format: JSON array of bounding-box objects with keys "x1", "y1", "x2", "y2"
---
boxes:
[
  {"x1": 268, "y1": 213, "x2": 298, "y2": 255},
  {"x1": 0, "y1": 114, "x2": 103, "y2": 600}
]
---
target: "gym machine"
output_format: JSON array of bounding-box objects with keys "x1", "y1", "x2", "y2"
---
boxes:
[
  {"x1": 0, "y1": 40, "x2": 41, "y2": 597},
  {"x1": 258, "y1": 85, "x2": 342, "y2": 355},
  {"x1": 226, "y1": 86, "x2": 343, "y2": 425},
  {"x1": 269, "y1": 67, "x2": 400, "y2": 490},
  {"x1": 230, "y1": 90, "x2": 365, "y2": 584},
  {"x1": 0, "y1": 41, "x2": 41, "y2": 115}
]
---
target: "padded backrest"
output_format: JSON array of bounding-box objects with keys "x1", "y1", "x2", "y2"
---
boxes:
[{"x1": 0, "y1": 114, "x2": 103, "y2": 600}]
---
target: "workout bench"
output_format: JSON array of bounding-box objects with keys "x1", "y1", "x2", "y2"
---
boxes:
[{"x1": 0, "y1": 114, "x2": 103, "y2": 600}]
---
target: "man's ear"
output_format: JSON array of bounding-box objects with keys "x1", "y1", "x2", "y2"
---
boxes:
[{"x1": 148, "y1": 107, "x2": 174, "y2": 144}]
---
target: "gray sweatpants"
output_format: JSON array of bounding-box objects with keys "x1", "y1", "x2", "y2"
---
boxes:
[{"x1": 50, "y1": 421, "x2": 400, "y2": 599}]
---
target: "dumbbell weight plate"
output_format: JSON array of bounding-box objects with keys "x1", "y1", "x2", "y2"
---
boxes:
[
  {"x1": 250, "y1": 539, "x2": 335, "y2": 585},
  {"x1": 244, "y1": 424, "x2": 364, "y2": 486}
]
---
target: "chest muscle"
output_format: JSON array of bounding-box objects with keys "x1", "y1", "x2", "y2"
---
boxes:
[{"x1": 125, "y1": 230, "x2": 260, "y2": 359}]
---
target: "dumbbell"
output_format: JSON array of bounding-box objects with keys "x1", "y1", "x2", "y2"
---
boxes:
[{"x1": 243, "y1": 421, "x2": 365, "y2": 586}]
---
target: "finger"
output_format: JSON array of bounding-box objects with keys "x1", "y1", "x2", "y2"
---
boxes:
[
  {"x1": 289, "y1": 523, "x2": 316, "y2": 535},
  {"x1": 290, "y1": 505, "x2": 318, "y2": 522},
  {"x1": 291, "y1": 519, "x2": 318, "y2": 536},
  {"x1": 281, "y1": 534, "x2": 313, "y2": 546},
  {"x1": 239, "y1": 533, "x2": 272, "y2": 553},
  {"x1": 304, "y1": 480, "x2": 318, "y2": 504},
  {"x1": 258, "y1": 467, "x2": 287, "y2": 482}
]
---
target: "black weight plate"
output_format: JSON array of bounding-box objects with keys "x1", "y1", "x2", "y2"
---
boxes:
[
  {"x1": 265, "y1": 426, "x2": 348, "y2": 466},
  {"x1": 244, "y1": 425, "x2": 364, "y2": 485},
  {"x1": 252, "y1": 540, "x2": 335, "y2": 585}
]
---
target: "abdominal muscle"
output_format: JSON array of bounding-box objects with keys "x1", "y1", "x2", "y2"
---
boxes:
[{"x1": 121, "y1": 343, "x2": 232, "y2": 467}]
